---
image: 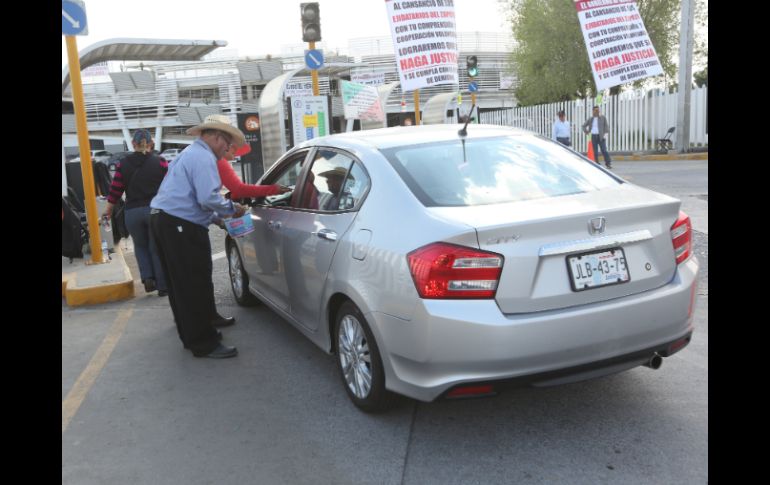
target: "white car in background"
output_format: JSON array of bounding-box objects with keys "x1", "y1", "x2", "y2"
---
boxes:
[
  {"x1": 160, "y1": 148, "x2": 182, "y2": 162},
  {"x1": 70, "y1": 150, "x2": 112, "y2": 165}
]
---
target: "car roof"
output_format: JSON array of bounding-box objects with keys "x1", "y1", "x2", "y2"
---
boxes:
[{"x1": 302, "y1": 124, "x2": 534, "y2": 151}]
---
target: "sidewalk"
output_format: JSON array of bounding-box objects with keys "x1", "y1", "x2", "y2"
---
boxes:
[
  {"x1": 607, "y1": 152, "x2": 708, "y2": 161},
  {"x1": 62, "y1": 239, "x2": 135, "y2": 307}
]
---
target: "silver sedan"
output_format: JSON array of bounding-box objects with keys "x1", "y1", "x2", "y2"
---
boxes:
[{"x1": 226, "y1": 125, "x2": 698, "y2": 412}]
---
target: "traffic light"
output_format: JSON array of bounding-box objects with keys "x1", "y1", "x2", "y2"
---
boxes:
[
  {"x1": 466, "y1": 56, "x2": 478, "y2": 78},
  {"x1": 300, "y1": 3, "x2": 321, "y2": 42}
]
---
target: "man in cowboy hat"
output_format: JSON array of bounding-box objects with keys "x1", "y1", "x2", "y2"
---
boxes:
[
  {"x1": 318, "y1": 166, "x2": 354, "y2": 211},
  {"x1": 150, "y1": 114, "x2": 247, "y2": 359}
]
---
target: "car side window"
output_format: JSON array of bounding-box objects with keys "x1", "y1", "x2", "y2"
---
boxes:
[
  {"x1": 258, "y1": 150, "x2": 310, "y2": 208},
  {"x1": 340, "y1": 162, "x2": 370, "y2": 211},
  {"x1": 297, "y1": 150, "x2": 369, "y2": 212}
]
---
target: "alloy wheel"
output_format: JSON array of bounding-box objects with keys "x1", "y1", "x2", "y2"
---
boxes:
[
  {"x1": 229, "y1": 246, "x2": 244, "y2": 299},
  {"x1": 338, "y1": 314, "x2": 372, "y2": 399}
]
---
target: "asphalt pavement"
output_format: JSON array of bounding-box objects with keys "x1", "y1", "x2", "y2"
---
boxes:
[{"x1": 62, "y1": 159, "x2": 708, "y2": 485}]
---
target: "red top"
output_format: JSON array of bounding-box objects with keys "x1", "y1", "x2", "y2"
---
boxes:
[{"x1": 216, "y1": 158, "x2": 281, "y2": 199}]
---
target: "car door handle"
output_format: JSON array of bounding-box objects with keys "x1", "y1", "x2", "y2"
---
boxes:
[
  {"x1": 267, "y1": 220, "x2": 282, "y2": 229},
  {"x1": 313, "y1": 229, "x2": 337, "y2": 241}
]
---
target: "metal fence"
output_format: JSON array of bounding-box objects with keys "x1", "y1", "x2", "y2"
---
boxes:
[{"x1": 479, "y1": 86, "x2": 708, "y2": 152}]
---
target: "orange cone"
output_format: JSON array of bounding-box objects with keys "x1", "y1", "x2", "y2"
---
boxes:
[{"x1": 586, "y1": 136, "x2": 597, "y2": 163}]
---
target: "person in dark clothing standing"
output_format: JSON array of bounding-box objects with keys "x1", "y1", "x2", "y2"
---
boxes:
[
  {"x1": 104, "y1": 129, "x2": 169, "y2": 295},
  {"x1": 150, "y1": 115, "x2": 247, "y2": 359},
  {"x1": 582, "y1": 106, "x2": 613, "y2": 169}
]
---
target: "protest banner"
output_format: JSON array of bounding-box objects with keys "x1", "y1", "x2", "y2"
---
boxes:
[
  {"x1": 341, "y1": 80, "x2": 385, "y2": 122},
  {"x1": 385, "y1": 0, "x2": 459, "y2": 92},
  {"x1": 575, "y1": 0, "x2": 664, "y2": 91}
]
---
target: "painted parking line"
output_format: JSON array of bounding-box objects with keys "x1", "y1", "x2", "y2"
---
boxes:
[
  {"x1": 212, "y1": 251, "x2": 226, "y2": 261},
  {"x1": 62, "y1": 306, "x2": 133, "y2": 433}
]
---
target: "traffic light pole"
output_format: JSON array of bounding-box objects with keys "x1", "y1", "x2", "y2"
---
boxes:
[
  {"x1": 413, "y1": 90, "x2": 420, "y2": 125},
  {"x1": 309, "y1": 41, "x2": 320, "y2": 96},
  {"x1": 66, "y1": 35, "x2": 104, "y2": 264}
]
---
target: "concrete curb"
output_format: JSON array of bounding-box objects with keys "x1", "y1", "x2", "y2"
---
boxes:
[
  {"x1": 62, "y1": 245, "x2": 135, "y2": 307},
  {"x1": 610, "y1": 153, "x2": 708, "y2": 161}
]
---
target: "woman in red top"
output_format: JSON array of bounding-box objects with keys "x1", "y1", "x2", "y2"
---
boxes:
[{"x1": 216, "y1": 143, "x2": 290, "y2": 198}]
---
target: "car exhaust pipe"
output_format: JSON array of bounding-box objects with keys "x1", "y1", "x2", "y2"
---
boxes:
[{"x1": 644, "y1": 353, "x2": 663, "y2": 370}]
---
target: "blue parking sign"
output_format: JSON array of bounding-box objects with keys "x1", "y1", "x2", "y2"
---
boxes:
[
  {"x1": 62, "y1": 0, "x2": 88, "y2": 36},
  {"x1": 304, "y1": 49, "x2": 324, "y2": 70}
]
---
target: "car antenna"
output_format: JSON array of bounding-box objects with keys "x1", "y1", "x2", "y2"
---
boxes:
[{"x1": 458, "y1": 103, "x2": 475, "y2": 164}]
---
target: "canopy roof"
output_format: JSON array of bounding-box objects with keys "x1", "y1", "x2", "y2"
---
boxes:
[{"x1": 62, "y1": 38, "x2": 227, "y2": 95}]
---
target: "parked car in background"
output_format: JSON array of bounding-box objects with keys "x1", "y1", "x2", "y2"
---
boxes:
[
  {"x1": 70, "y1": 150, "x2": 112, "y2": 166},
  {"x1": 160, "y1": 148, "x2": 182, "y2": 162},
  {"x1": 225, "y1": 124, "x2": 699, "y2": 412}
]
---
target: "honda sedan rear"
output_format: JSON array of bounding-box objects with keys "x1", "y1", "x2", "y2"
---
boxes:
[{"x1": 227, "y1": 125, "x2": 698, "y2": 412}]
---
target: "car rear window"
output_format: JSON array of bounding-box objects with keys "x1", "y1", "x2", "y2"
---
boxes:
[{"x1": 382, "y1": 135, "x2": 621, "y2": 207}]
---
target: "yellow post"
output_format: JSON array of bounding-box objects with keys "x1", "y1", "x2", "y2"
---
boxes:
[
  {"x1": 413, "y1": 90, "x2": 420, "y2": 125},
  {"x1": 471, "y1": 93, "x2": 477, "y2": 120},
  {"x1": 66, "y1": 35, "x2": 104, "y2": 264},
  {"x1": 309, "y1": 41, "x2": 320, "y2": 96}
]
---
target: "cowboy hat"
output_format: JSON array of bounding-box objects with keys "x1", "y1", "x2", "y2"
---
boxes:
[
  {"x1": 319, "y1": 166, "x2": 353, "y2": 180},
  {"x1": 186, "y1": 114, "x2": 246, "y2": 146}
]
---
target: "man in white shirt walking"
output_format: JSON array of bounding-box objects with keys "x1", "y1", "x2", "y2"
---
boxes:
[{"x1": 552, "y1": 110, "x2": 571, "y2": 147}]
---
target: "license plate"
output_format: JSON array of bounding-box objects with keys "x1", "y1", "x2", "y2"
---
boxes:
[{"x1": 567, "y1": 248, "x2": 630, "y2": 292}]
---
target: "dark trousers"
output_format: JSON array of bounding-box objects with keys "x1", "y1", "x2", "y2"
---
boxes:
[
  {"x1": 125, "y1": 206, "x2": 167, "y2": 291},
  {"x1": 150, "y1": 211, "x2": 219, "y2": 355},
  {"x1": 591, "y1": 134, "x2": 612, "y2": 166},
  {"x1": 556, "y1": 137, "x2": 571, "y2": 147}
]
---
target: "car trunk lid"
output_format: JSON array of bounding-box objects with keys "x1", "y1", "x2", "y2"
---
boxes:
[{"x1": 428, "y1": 184, "x2": 681, "y2": 313}]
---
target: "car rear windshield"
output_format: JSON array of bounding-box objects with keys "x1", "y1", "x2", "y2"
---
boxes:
[{"x1": 381, "y1": 135, "x2": 621, "y2": 207}]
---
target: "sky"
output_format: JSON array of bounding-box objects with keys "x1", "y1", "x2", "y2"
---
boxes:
[{"x1": 62, "y1": 0, "x2": 511, "y2": 67}]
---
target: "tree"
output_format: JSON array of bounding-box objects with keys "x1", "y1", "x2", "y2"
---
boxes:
[
  {"x1": 506, "y1": 0, "x2": 680, "y2": 106},
  {"x1": 692, "y1": 0, "x2": 708, "y2": 87},
  {"x1": 693, "y1": 62, "x2": 707, "y2": 87}
]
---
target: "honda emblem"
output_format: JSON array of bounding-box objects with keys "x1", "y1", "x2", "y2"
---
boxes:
[{"x1": 588, "y1": 217, "x2": 606, "y2": 235}]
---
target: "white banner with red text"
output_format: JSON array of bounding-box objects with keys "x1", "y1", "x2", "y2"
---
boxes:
[
  {"x1": 385, "y1": 0, "x2": 459, "y2": 92},
  {"x1": 575, "y1": 0, "x2": 664, "y2": 91}
]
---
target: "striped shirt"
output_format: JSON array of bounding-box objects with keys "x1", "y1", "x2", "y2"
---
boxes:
[{"x1": 107, "y1": 152, "x2": 168, "y2": 209}]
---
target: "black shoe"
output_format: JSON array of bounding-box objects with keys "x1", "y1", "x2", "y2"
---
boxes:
[
  {"x1": 193, "y1": 343, "x2": 237, "y2": 359},
  {"x1": 157, "y1": 290, "x2": 168, "y2": 297},
  {"x1": 143, "y1": 278, "x2": 157, "y2": 293},
  {"x1": 211, "y1": 315, "x2": 236, "y2": 327},
  {"x1": 606, "y1": 163, "x2": 613, "y2": 169},
  {"x1": 183, "y1": 331, "x2": 222, "y2": 349}
]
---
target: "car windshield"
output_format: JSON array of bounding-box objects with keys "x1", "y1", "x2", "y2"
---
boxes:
[{"x1": 381, "y1": 135, "x2": 621, "y2": 207}]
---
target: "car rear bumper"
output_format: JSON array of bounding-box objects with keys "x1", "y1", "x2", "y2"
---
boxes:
[{"x1": 368, "y1": 256, "x2": 698, "y2": 402}]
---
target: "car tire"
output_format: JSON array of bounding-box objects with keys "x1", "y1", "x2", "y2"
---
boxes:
[
  {"x1": 334, "y1": 301, "x2": 395, "y2": 412},
  {"x1": 227, "y1": 240, "x2": 259, "y2": 306}
]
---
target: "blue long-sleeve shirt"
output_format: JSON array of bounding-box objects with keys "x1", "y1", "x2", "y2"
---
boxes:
[{"x1": 150, "y1": 139, "x2": 235, "y2": 227}]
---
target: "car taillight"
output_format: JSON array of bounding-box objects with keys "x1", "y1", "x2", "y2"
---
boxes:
[
  {"x1": 407, "y1": 242, "x2": 503, "y2": 299},
  {"x1": 670, "y1": 211, "x2": 692, "y2": 265}
]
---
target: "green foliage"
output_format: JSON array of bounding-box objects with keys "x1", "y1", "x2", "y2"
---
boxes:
[
  {"x1": 507, "y1": 0, "x2": 680, "y2": 106},
  {"x1": 694, "y1": 65, "x2": 707, "y2": 87}
]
